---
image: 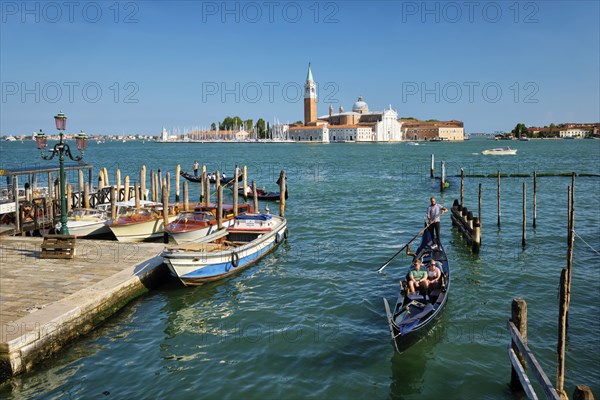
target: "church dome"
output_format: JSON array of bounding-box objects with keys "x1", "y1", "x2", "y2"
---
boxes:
[{"x1": 352, "y1": 96, "x2": 368, "y2": 113}]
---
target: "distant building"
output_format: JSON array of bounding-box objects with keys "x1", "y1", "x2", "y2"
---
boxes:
[
  {"x1": 186, "y1": 129, "x2": 249, "y2": 141},
  {"x1": 559, "y1": 128, "x2": 591, "y2": 138},
  {"x1": 401, "y1": 119, "x2": 464, "y2": 141},
  {"x1": 288, "y1": 64, "x2": 404, "y2": 143}
]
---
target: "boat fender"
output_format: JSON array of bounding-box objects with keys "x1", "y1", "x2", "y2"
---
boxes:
[
  {"x1": 231, "y1": 252, "x2": 239, "y2": 268},
  {"x1": 283, "y1": 229, "x2": 288, "y2": 240}
]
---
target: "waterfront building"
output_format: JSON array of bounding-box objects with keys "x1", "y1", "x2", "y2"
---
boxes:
[
  {"x1": 401, "y1": 119, "x2": 464, "y2": 141},
  {"x1": 559, "y1": 128, "x2": 591, "y2": 138},
  {"x1": 185, "y1": 129, "x2": 250, "y2": 141}
]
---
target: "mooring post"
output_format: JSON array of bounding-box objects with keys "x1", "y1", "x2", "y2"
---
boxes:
[
  {"x1": 522, "y1": 181, "x2": 526, "y2": 247},
  {"x1": 497, "y1": 170, "x2": 501, "y2": 228},
  {"x1": 83, "y1": 182, "x2": 90, "y2": 209},
  {"x1": 440, "y1": 161, "x2": 446, "y2": 191},
  {"x1": 566, "y1": 184, "x2": 575, "y2": 322},
  {"x1": 200, "y1": 170, "x2": 206, "y2": 203},
  {"x1": 460, "y1": 168, "x2": 464, "y2": 205},
  {"x1": 78, "y1": 170, "x2": 84, "y2": 207},
  {"x1": 150, "y1": 170, "x2": 155, "y2": 203},
  {"x1": 204, "y1": 171, "x2": 211, "y2": 206},
  {"x1": 557, "y1": 268, "x2": 568, "y2": 399},
  {"x1": 510, "y1": 298, "x2": 527, "y2": 391},
  {"x1": 533, "y1": 171, "x2": 537, "y2": 229},
  {"x1": 66, "y1": 185, "x2": 72, "y2": 212},
  {"x1": 472, "y1": 217, "x2": 481, "y2": 253},
  {"x1": 13, "y1": 176, "x2": 20, "y2": 233},
  {"x1": 233, "y1": 165, "x2": 239, "y2": 216},
  {"x1": 183, "y1": 181, "x2": 189, "y2": 211},
  {"x1": 140, "y1": 165, "x2": 147, "y2": 201},
  {"x1": 279, "y1": 170, "x2": 286, "y2": 217},
  {"x1": 124, "y1": 176, "x2": 130, "y2": 202},
  {"x1": 102, "y1": 167, "x2": 109, "y2": 187},
  {"x1": 217, "y1": 185, "x2": 223, "y2": 229},
  {"x1": 162, "y1": 183, "x2": 169, "y2": 244},
  {"x1": 154, "y1": 171, "x2": 160, "y2": 203},
  {"x1": 134, "y1": 182, "x2": 140, "y2": 210},
  {"x1": 430, "y1": 154, "x2": 435, "y2": 178},
  {"x1": 243, "y1": 165, "x2": 248, "y2": 202},
  {"x1": 573, "y1": 385, "x2": 595, "y2": 400},
  {"x1": 478, "y1": 183, "x2": 482, "y2": 229},
  {"x1": 252, "y1": 180, "x2": 259, "y2": 213},
  {"x1": 175, "y1": 164, "x2": 180, "y2": 202},
  {"x1": 116, "y1": 169, "x2": 121, "y2": 202},
  {"x1": 167, "y1": 173, "x2": 171, "y2": 203},
  {"x1": 110, "y1": 186, "x2": 116, "y2": 222}
]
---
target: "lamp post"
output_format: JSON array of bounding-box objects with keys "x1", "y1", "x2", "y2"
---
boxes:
[{"x1": 35, "y1": 111, "x2": 87, "y2": 235}]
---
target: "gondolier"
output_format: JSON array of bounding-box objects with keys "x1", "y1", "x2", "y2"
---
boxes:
[
  {"x1": 426, "y1": 197, "x2": 447, "y2": 247},
  {"x1": 193, "y1": 160, "x2": 199, "y2": 176}
]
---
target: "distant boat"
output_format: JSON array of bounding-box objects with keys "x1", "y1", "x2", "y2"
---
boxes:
[
  {"x1": 481, "y1": 147, "x2": 517, "y2": 155},
  {"x1": 406, "y1": 142, "x2": 419, "y2": 146},
  {"x1": 519, "y1": 137, "x2": 530, "y2": 141}
]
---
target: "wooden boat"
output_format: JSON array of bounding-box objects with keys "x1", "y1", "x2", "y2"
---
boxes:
[
  {"x1": 481, "y1": 147, "x2": 517, "y2": 155},
  {"x1": 237, "y1": 187, "x2": 288, "y2": 201},
  {"x1": 105, "y1": 203, "x2": 179, "y2": 242},
  {"x1": 383, "y1": 228, "x2": 450, "y2": 352},
  {"x1": 162, "y1": 213, "x2": 288, "y2": 286},
  {"x1": 165, "y1": 203, "x2": 254, "y2": 244},
  {"x1": 180, "y1": 171, "x2": 242, "y2": 184}
]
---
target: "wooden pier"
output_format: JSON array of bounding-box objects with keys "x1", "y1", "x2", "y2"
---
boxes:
[{"x1": 0, "y1": 236, "x2": 166, "y2": 383}]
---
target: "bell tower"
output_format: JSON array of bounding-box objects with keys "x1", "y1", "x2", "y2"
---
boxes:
[{"x1": 304, "y1": 63, "x2": 317, "y2": 125}]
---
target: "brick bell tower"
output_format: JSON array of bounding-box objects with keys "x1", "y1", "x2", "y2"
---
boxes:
[{"x1": 304, "y1": 63, "x2": 317, "y2": 125}]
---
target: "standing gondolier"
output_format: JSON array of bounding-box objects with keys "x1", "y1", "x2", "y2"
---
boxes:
[
  {"x1": 193, "y1": 160, "x2": 200, "y2": 176},
  {"x1": 426, "y1": 197, "x2": 447, "y2": 247}
]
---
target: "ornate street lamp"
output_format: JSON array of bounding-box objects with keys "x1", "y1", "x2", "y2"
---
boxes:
[{"x1": 35, "y1": 111, "x2": 87, "y2": 235}]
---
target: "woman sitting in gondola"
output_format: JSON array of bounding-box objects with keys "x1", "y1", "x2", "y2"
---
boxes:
[{"x1": 426, "y1": 260, "x2": 441, "y2": 293}]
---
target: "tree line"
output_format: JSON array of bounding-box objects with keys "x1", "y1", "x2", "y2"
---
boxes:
[{"x1": 212, "y1": 116, "x2": 271, "y2": 138}]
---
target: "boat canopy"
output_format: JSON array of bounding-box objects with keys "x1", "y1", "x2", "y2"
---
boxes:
[{"x1": 235, "y1": 214, "x2": 273, "y2": 221}]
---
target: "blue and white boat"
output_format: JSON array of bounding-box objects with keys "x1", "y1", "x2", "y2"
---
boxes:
[{"x1": 162, "y1": 213, "x2": 288, "y2": 286}]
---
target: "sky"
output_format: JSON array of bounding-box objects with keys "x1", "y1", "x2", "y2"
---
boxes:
[{"x1": 1, "y1": 0, "x2": 599, "y2": 135}]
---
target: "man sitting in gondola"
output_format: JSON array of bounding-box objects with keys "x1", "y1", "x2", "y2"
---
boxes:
[{"x1": 408, "y1": 260, "x2": 428, "y2": 295}]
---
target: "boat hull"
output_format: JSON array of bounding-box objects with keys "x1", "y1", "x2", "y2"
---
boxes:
[
  {"x1": 163, "y1": 216, "x2": 287, "y2": 286},
  {"x1": 167, "y1": 220, "x2": 233, "y2": 244},
  {"x1": 108, "y1": 215, "x2": 177, "y2": 242},
  {"x1": 66, "y1": 220, "x2": 111, "y2": 237}
]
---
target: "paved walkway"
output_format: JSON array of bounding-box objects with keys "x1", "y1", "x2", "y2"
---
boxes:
[{"x1": 0, "y1": 236, "x2": 167, "y2": 381}]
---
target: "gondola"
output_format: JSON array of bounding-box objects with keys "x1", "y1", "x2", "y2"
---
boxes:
[
  {"x1": 383, "y1": 228, "x2": 450, "y2": 352},
  {"x1": 180, "y1": 171, "x2": 242, "y2": 184},
  {"x1": 237, "y1": 187, "x2": 288, "y2": 201}
]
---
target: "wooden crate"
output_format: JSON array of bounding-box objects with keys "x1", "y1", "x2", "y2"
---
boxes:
[{"x1": 41, "y1": 234, "x2": 77, "y2": 259}]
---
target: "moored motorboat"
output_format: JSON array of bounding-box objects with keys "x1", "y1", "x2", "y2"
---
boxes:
[
  {"x1": 383, "y1": 229, "x2": 450, "y2": 352},
  {"x1": 481, "y1": 147, "x2": 517, "y2": 155},
  {"x1": 165, "y1": 203, "x2": 254, "y2": 244},
  {"x1": 162, "y1": 213, "x2": 288, "y2": 286},
  {"x1": 105, "y1": 203, "x2": 179, "y2": 242},
  {"x1": 61, "y1": 207, "x2": 111, "y2": 238}
]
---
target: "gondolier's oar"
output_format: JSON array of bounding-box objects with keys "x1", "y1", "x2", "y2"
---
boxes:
[
  {"x1": 376, "y1": 223, "x2": 433, "y2": 273},
  {"x1": 377, "y1": 209, "x2": 447, "y2": 273}
]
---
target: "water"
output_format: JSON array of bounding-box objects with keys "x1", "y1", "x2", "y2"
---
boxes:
[{"x1": 1, "y1": 138, "x2": 599, "y2": 399}]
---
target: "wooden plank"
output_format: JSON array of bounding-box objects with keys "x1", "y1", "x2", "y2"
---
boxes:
[
  {"x1": 508, "y1": 321, "x2": 561, "y2": 400},
  {"x1": 508, "y1": 346, "x2": 539, "y2": 400}
]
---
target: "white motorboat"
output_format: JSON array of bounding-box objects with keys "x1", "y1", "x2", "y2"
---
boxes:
[
  {"x1": 105, "y1": 203, "x2": 178, "y2": 242},
  {"x1": 481, "y1": 147, "x2": 517, "y2": 155}
]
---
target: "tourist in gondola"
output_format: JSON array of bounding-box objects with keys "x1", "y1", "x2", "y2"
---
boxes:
[
  {"x1": 407, "y1": 260, "x2": 427, "y2": 295},
  {"x1": 426, "y1": 260, "x2": 441, "y2": 293},
  {"x1": 426, "y1": 197, "x2": 447, "y2": 247}
]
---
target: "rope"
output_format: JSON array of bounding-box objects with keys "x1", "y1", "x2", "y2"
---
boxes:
[{"x1": 573, "y1": 230, "x2": 600, "y2": 255}]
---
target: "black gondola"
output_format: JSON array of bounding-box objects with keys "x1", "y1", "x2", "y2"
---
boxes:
[
  {"x1": 180, "y1": 171, "x2": 242, "y2": 184},
  {"x1": 237, "y1": 187, "x2": 288, "y2": 201},
  {"x1": 383, "y1": 228, "x2": 450, "y2": 352}
]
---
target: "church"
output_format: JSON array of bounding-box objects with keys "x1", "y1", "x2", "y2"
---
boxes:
[{"x1": 288, "y1": 64, "x2": 404, "y2": 143}]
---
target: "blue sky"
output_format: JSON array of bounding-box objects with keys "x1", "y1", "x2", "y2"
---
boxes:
[{"x1": 1, "y1": 0, "x2": 598, "y2": 135}]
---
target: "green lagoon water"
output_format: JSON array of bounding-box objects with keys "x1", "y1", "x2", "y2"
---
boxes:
[{"x1": 0, "y1": 138, "x2": 599, "y2": 399}]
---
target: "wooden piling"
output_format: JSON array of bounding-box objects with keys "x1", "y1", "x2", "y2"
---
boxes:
[
  {"x1": 243, "y1": 165, "x2": 248, "y2": 202},
  {"x1": 460, "y1": 168, "x2": 464, "y2": 205},
  {"x1": 150, "y1": 170, "x2": 155, "y2": 203},
  {"x1": 154, "y1": 172, "x2": 160, "y2": 203},
  {"x1": 217, "y1": 185, "x2": 223, "y2": 229},
  {"x1": 522, "y1": 181, "x2": 526, "y2": 247},
  {"x1": 200, "y1": 171, "x2": 206, "y2": 203},
  {"x1": 102, "y1": 167, "x2": 109, "y2": 187},
  {"x1": 83, "y1": 183, "x2": 90, "y2": 209},
  {"x1": 557, "y1": 268, "x2": 568, "y2": 399},
  {"x1": 166, "y1": 173, "x2": 171, "y2": 203},
  {"x1": 98, "y1": 174, "x2": 105, "y2": 191},
  {"x1": 566, "y1": 183, "x2": 575, "y2": 323},
  {"x1": 78, "y1": 170, "x2": 84, "y2": 207},
  {"x1": 124, "y1": 176, "x2": 130, "y2": 202},
  {"x1": 203, "y1": 171, "x2": 210, "y2": 206},
  {"x1": 158, "y1": 169, "x2": 163, "y2": 192},
  {"x1": 279, "y1": 170, "x2": 286, "y2": 217},
  {"x1": 175, "y1": 164, "x2": 181, "y2": 202},
  {"x1": 440, "y1": 161, "x2": 446, "y2": 191},
  {"x1": 252, "y1": 180, "x2": 259, "y2": 212},
  {"x1": 533, "y1": 171, "x2": 537, "y2": 229},
  {"x1": 140, "y1": 165, "x2": 147, "y2": 201},
  {"x1": 472, "y1": 217, "x2": 481, "y2": 253},
  {"x1": 573, "y1": 385, "x2": 595, "y2": 400},
  {"x1": 478, "y1": 183, "x2": 482, "y2": 229},
  {"x1": 134, "y1": 182, "x2": 140, "y2": 210},
  {"x1": 183, "y1": 181, "x2": 189, "y2": 211},
  {"x1": 430, "y1": 154, "x2": 435, "y2": 178},
  {"x1": 66, "y1": 185, "x2": 72, "y2": 212},
  {"x1": 497, "y1": 171, "x2": 501, "y2": 228},
  {"x1": 13, "y1": 176, "x2": 20, "y2": 233},
  {"x1": 510, "y1": 298, "x2": 527, "y2": 391},
  {"x1": 233, "y1": 166, "x2": 239, "y2": 216},
  {"x1": 162, "y1": 183, "x2": 169, "y2": 244},
  {"x1": 110, "y1": 186, "x2": 117, "y2": 221},
  {"x1": 116, "y1": 169, "x2": 121, "y2": 202}
]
